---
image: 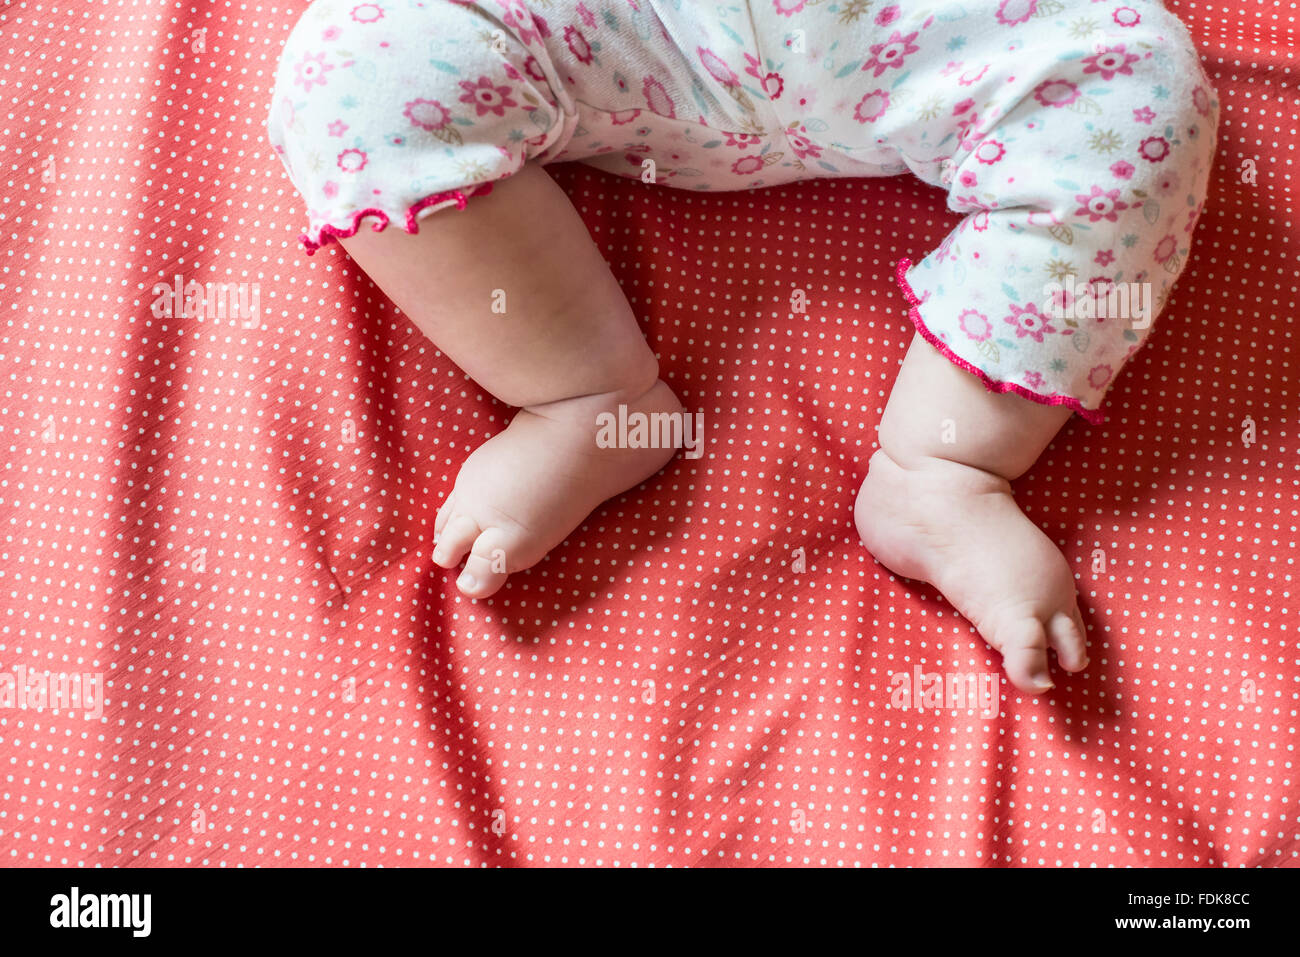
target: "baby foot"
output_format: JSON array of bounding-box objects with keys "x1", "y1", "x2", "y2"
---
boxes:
[
  {"x1": 433, "y1": 379, "x2": 683, "y2": 599},
  {"x1": 854, "y1": 448, "x2": 1089, "y2": 695}
]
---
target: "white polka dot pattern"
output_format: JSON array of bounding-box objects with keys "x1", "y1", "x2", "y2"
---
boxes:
[{"x1": 0, "y1": 1, "x2": 1295, "y2": 866}]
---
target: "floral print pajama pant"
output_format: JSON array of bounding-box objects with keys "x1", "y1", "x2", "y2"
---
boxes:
[{"x1": 267, "y1": 0, "x2": 1219, "y2": 421}]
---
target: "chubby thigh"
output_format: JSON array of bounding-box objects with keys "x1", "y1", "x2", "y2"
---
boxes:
[
  {"x1": 746, "y1": 0, "x2": 1221, "y2": 418},
  {"x1": 266, "y1": 0, "x2": 810, "y2": 253}
]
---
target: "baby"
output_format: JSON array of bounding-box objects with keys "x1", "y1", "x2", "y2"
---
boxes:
[{"x1": 267, "y1": 0, "x2": 1218, "y2": 694}]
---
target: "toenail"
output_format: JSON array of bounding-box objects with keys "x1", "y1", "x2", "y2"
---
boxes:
[
  {"x1": 457, "y1": 571, "x2": 477, "y2": 590},
  {"x1": 1031, "y1": 671, "x2": 1054, "y2": 692}
]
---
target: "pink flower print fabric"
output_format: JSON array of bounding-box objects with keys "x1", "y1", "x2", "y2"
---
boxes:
[{"x1": 267, "y1": 0, "x2": 1218, "y2": 422}]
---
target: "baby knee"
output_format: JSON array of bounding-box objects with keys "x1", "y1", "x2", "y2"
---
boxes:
[
  {"x1": 266, "y1": 0, "x2": 576, "y2": 253},
  {"x1": 1132, "y1": 13, "x2": 1220, "y2": 164}
]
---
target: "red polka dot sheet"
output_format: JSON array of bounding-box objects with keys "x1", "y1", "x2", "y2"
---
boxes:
[{"x1": 0, "y1": 1, "x2": 1295, "y2": 866}]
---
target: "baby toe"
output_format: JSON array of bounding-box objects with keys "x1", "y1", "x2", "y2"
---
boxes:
[
  {"x1": 433, "y1": 513, "x2": 481, "y2": 569},
  {"x1": 1048, "y1": 609, "x2": 1090, "y2": 672},
  {"x1": 434, "y1": 492, "x2": 458, "y2": 539},
  {"x1": 457, "y1": 525, "x2": 533, "y2": 599},
  {"x1": 456, "y1": 543, "x2": 509, "y2": 599},
  {"x1": 992, "y1": 617, "x2": 1054, "y2": 695}
]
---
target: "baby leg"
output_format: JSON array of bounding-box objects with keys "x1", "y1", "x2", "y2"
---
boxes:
[
  {"x1": 338, "y1": 162, "x2": 683, "y2": 598},
  {"x1": 856, "y1": 334, "x2": 1089, "y2": 695},
  {"x1": 847, "y1": 7, "x2": 1217, "y2": 694}
]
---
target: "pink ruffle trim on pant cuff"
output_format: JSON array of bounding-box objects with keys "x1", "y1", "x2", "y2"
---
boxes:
[
  {"x1": 299, "y1": 182, "x2": 497, "y2": 255},
  {"x1": 894, "y1": 257, "x2": 1106, "y2": 425}
]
